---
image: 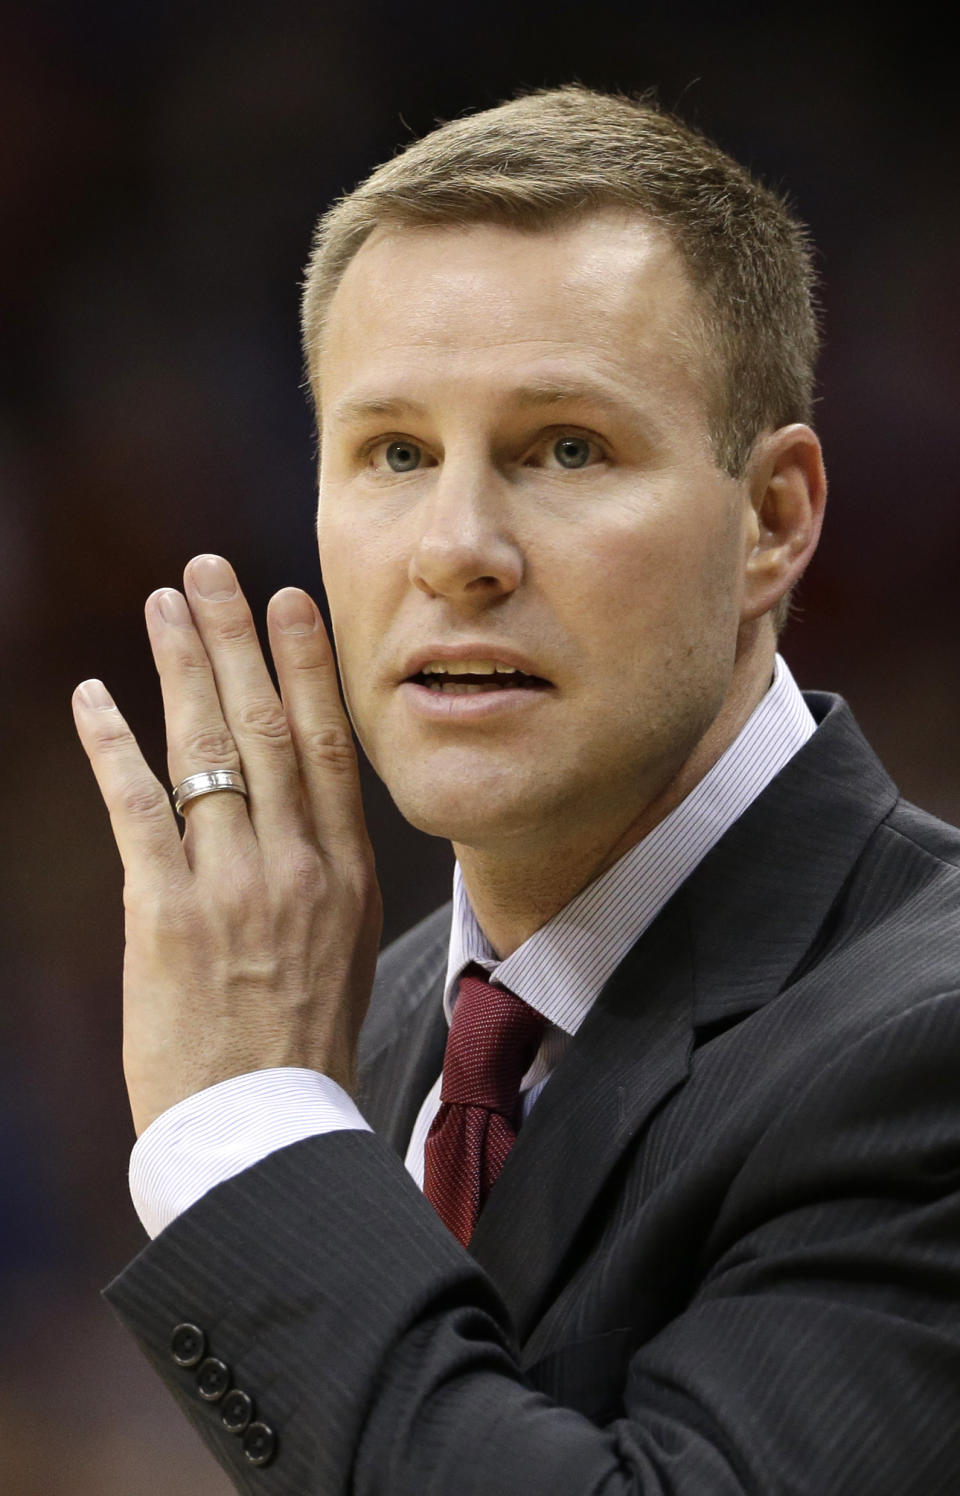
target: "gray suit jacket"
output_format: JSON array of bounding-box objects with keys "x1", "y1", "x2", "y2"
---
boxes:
[{"x1": 105, "y1": 694, "x2": 960, "y2": 1493}]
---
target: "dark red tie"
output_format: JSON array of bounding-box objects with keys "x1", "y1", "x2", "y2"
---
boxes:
[{"x1": 423, "y1": 969, "x2": 547, "y2": 1247}]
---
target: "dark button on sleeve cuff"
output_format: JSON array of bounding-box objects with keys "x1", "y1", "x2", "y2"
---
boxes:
[
  {"x1": 243, "y1": 1421, "x2": 278, "y2": 1467},
  {"x1": 195, "y1": 1357, "x2": 231, "y2": 1402},
  {"x1": 220, "y1": 1388, "x2": 254, "y2": 1434},
  {"x1": 170, "y1": 1322, "x2": 206, "y2": 1368}
]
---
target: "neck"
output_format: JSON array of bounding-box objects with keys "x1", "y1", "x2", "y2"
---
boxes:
[{"x1": 454, "y1": 637, "x2": 777, "y2": 957}]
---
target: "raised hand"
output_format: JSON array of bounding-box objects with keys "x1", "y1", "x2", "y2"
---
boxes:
[{"x1": 72, "y1": 554, "x2": 383, "y2": 1137}]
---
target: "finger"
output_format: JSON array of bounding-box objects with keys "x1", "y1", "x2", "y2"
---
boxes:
[
  {"x1": 72, "y1": 678, "x2": 187, "y2": 883},
  {"x1": 266, "y1": 587, "x2": 368, "y2": 853},
  {"x1": 179, "y1": 555, "x2": 306, "y2": 844},
  {"x1": 145, "y1": 584, "x2": 255, "y2": 854}
]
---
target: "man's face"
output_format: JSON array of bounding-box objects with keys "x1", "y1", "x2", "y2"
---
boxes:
[{"x1": 316, "y1": 213, "x2": 756, "y2": 856}]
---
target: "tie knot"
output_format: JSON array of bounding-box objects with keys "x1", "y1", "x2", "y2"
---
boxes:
[{"x1": 440, "y1": 971, "x2": 547, "y2": 1114}]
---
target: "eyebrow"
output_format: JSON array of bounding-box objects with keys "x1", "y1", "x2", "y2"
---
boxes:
[
  {"x1": 327, "y1": 378, "x2": 636, "y2": 428},
  {"x1": 329, "y1": 394, "x2": 428, "y2": 426}
]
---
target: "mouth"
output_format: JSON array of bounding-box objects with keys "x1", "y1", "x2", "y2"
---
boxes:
[{"x1": 406, "y1": 665, "x2": 552, "y2": 695}]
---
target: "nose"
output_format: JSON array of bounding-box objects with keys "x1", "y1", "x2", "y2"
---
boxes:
[{"x1": 408, "y1": 457, "x2": 523, "y2": 606}]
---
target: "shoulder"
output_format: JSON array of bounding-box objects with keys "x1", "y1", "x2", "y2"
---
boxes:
[
  {"x1": 882, "y1": 795, "x2": 960, "y2": 878},
  {"x1": 818, "y1": 795, "x2": 960, "y2": 996},
  {"x1": 740, "y1": 793, "x2": 960, "y2": 1129}
]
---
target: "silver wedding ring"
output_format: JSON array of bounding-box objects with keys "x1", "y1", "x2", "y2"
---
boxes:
[{"x1": 171, "y1": 769, "x2": 249, "y2": 817}]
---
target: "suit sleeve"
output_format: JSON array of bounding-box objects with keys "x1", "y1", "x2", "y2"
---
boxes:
[{"x1": 104, "y1": 992, "x2": 960, "y2": 1496}]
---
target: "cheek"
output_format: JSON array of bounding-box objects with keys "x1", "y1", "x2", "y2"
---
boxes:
[
  {"x1": 318, "y1": 503, "x2": 380, "y2": 626},
  {"x1": 554, "y1": 499, "x2": 743, "y2": 667},
  {"x1": 548, "y1": 514, "x2": 685, "y2": 625}
]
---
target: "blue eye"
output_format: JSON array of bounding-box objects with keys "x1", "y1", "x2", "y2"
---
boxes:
[
  {"x1": 385, "y1": 440, "x2": 422, "y2": 472},
  {"x1": 553, "y1": 436, "x2": 592, "y2": 469}
]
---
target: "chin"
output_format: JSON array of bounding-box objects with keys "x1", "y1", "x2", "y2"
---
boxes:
[
  {"x1": 392, "y1": 793, "x2": 513, "y2": 846},
  {"x1": 386, "y1": 771, "x2": 546, "y2": 848}
]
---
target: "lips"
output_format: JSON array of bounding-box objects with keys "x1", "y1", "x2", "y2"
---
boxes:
[{"x1": 399, "y1": 646, "x2": 552, "y2": 688}]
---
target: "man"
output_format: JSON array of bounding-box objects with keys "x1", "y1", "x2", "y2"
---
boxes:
[{"x1": 73, "y1": 86, "x2": 960, "y2": 1493}]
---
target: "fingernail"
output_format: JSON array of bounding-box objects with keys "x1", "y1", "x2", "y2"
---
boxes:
[
  {"x1": 76, "y1": 678, "x2": 115, "y2": 710},
  {"x1": 154, "y1": 588, "x2": 191, "y2": 625},
  {"x1": 272, "y1": 588, "x2": 317, "y2": 635},
  {"x1": 189, "y1": 554, "x2": 237, "y2": 600}
]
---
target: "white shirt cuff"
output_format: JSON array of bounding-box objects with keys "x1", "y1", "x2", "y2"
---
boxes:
[{"x1": 129, "y1": 1067, "x2": 372, "y2": 1239}]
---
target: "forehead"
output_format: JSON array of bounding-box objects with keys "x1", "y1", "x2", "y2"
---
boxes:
[{"x1": 316, "y1": 212, "x2": 707, "y2": 420}]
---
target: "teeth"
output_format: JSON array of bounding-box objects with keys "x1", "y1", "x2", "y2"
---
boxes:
[{"x1": 421, "y1": 660, "x2": 518, "y2": 675}]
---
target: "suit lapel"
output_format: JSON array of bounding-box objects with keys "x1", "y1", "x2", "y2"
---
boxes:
[{"x1": 685, "y1": 692, "x2": 898, "y2": 1027}]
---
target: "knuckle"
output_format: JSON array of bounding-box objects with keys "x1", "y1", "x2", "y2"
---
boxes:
[
  {"x1": 313, "y1": 845, "x2": 373, "y2": 901},
  {"x1": 345, "y1": 855, "x2": 378, "y2": 904},
  {"x1": 90, "y1": 715, "x2": 134, "y2": 753},
  {"x1": 300, "y1": 724, "x2": 356, "y2": 773},
  {"x1": 178, "y1": 725, "x2": 238, "y2": 769},
  {"x1": 339, "y1": 860, "x2": 383, "y2": 937},
  {"x1": 166, "y1": 642, "x2": 207, "y2": 678},
  {"x1": 212, "y1": 615, "x2": 253, "y2": 647},
  {"x1": 236, "y1": 699, "x2": 291, "y2": 744},
  {"x1": 286, "y1": 844, "x2": 323, "y2": 886},
  {"x1": 118, "y1": 778, "x2": 170, "y2": 822},
  {"x1": 287, "y1": 652, "x2": 330, "y2": 676}
]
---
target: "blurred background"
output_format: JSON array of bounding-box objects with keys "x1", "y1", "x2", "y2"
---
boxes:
[{"x1": 1, "y1": 1, "x2": 957, "y2": 1489}]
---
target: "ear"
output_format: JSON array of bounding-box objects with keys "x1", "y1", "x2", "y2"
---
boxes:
[{"x1": 741, "y1": 423, "x2": 827, "y2": 623}]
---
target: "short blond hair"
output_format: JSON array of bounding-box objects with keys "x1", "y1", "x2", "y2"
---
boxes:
[{"x1": 302, "y1": 84, "x2": 819, "y2": 481}]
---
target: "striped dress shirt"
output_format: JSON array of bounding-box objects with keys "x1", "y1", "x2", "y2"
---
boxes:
[{"x1": 131, "y1": 655, "x2": 815, "y2": 1238}]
